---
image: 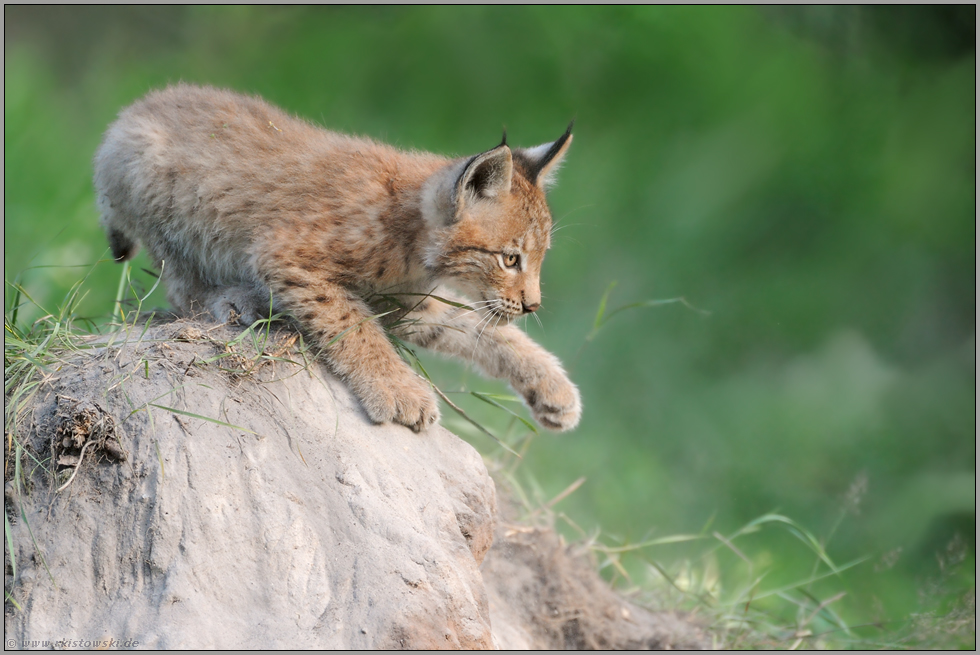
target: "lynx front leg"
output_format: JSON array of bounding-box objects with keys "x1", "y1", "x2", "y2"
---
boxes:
[
  {"x1": 268, "y1": 274, "x2": 439, "y2": 432},
  {"x1": 397, "y1": 293, "x2": 582, "y2": 431}
]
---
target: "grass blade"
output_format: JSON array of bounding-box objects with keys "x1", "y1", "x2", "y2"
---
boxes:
[
  {"x1": 148, "y1": 403, "x2": 259, "y2": 435},
  {"x1": 729, "y1": 513, "x2": 839, "y2": 572},
  {"x1": 596, "y1": 533, "x2": 706, "y2": 554},
  {"x1": 4, "y1": 512, "x2": 16, "y2": 581},
  {"x1": 591, "y1": 281, "x2": 618, "y2": 335},
  {"x1": 430, "y1": 386, "x2": 521, "y2": 458},
  {"x1": 470, "y1": 391, "x2": 538, "y2": 433},
  {"x1": 112, "y1": 260, "x2": 131, "y2": 324}
]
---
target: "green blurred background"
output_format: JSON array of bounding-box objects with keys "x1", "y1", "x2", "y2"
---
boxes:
[{"x1": 5, "y1": 6, "x2": 975, "y2": 643}]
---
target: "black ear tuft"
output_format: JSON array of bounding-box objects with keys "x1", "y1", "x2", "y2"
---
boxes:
[{"x1": 519, "y1": 122, "x2": 574, "y2": 188}]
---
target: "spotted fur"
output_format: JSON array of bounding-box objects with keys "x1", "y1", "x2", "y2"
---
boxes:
[{"x1": 94, "y1": 84, "x2": 581, "y2": 432}]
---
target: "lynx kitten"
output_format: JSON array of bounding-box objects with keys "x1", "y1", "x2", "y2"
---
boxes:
[{"x1": 94, "y1": 84, "x2": 581, "y2": 433}]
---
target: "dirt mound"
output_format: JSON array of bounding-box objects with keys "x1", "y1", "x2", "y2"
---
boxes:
[
  {"x1": 4, "y1": 319, "x2": 705, "y2": 649},
  {"x1": 484, "y1": 524, "x2": 706, "y2": 649}
]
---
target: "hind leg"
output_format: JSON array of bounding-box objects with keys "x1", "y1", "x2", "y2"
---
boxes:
[
  {"x1": 165, "y1": 270, "x2": 272, "y2": 325},
  {"x1": 202, "y1": 284, "x2": 276, "y2": 326},
  {"x1": 161, "y1": 267, "x2": 215, "y2": 320}
]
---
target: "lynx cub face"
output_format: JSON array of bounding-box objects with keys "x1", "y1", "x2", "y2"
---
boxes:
[
  {"x1": 423, "y1": 140, "x2": 565, "y2": 321},
  {"x1": 95, "y1": 84, "x2": 581, "y2": 433}
]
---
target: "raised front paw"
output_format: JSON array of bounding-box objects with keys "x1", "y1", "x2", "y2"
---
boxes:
[
  {"x1": 358, "y1": 368, "x2": 440, "y2": 433},
  {"x1": 522, "y1": 369, "x2": 582, "y2": 432}
]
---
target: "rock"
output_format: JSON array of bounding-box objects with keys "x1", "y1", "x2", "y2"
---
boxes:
[
  {"x1": 4, "y1": 320, "x2": 496, "y2": 649},
  {"x1": 4, "y1": 319, "x2": 705, "y2": 649}
]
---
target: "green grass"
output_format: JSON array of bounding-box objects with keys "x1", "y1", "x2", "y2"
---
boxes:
[{"x1": 494, "y1": 451, "x2": 974, "y2": 650}]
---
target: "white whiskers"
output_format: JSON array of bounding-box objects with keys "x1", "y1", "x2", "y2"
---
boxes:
[
  {"x1": 472, "y1": 301, "x2": 507, "y2": 355},
  {"x1": 476, "y1": 310, "x2": 505, "y2": 351},
  {"x1": 453, "y1": 299, "x2": 500, "y2": 322},
  {"x1": 531, "y1": 310, "x2": 544, "y2": 331}
]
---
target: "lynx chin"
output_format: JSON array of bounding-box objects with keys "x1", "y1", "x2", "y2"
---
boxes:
[{"x1": 94, "y1": 84, "x2": 581, "y2": 433}]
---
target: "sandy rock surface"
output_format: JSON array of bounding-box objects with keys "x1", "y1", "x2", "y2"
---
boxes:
[
  {"x1": 4, "y1": 319, "x2": 705, "y2": 650},
  {"x1": 5, "y1": 320, "x2": 496, "y2": 649}
]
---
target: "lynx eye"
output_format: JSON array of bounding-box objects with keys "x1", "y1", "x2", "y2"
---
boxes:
[{"x1": 502, "y1": 253, "x2": 520, "y2": 269}]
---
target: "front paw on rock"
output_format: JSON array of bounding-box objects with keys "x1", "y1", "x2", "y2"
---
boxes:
[
  {"x1": 525, "y1": 380, "x2": 581, "y2": 432},
  {"x1": 361, "y1": 372, "x2": 440, "y2": 433}
]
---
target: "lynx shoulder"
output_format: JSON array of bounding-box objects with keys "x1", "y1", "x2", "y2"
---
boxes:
[{"x1": 94, "y1": 84, "x2": 581, "y2": 433}]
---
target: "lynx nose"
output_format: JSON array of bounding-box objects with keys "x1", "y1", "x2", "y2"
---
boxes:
[{"x1": 522, "y1": 302, "x2": 540, "y2": 314}]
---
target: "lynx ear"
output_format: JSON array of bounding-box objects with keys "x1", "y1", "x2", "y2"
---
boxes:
[
  {"x1": 455, "y1": 141, "x2": 513, "y2": 210},
  {"x1": 421, "y1": 138, "x2": 513, "y2": 227},
  {"x1": 518, "y1": 122, "x2": 574, "y2": 189}
]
